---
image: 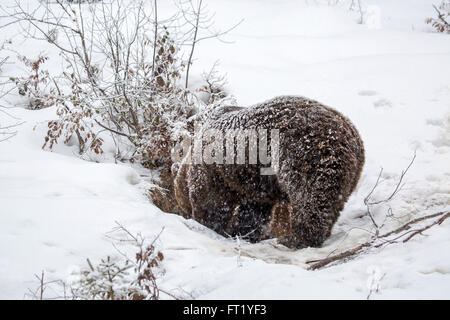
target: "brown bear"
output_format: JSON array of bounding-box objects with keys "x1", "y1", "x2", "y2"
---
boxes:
[{"x1": 173, "y1": 96, "x2": 365, "y2": 249}]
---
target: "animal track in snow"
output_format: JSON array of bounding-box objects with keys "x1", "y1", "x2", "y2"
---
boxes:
[
  {"x1": 358, "y1": 90, "x2": 378, "y2": 97},
  {"x1": 42, "y1": 241, "x2": 58, "y2": 248},
  {"x1": 373, "y1": 98, "x2": 393, "y2": 108}
]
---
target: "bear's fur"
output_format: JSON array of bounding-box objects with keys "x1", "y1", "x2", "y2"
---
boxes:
[{"x1": 173, "y1": 96, "x2": 365, "y2": 248}]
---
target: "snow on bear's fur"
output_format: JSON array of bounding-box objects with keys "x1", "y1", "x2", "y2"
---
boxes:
[{"x1": 173, "y1": 96, "x2": 365, "y2": 248}]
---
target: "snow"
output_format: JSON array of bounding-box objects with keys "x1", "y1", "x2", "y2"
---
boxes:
[{"x1": 1, "y1": 0, "x2": 449, "y2": 299}]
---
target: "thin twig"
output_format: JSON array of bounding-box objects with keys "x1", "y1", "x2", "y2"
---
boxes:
[{"x1": 306, "y1": 211, "x2": 450, "y2": 270}]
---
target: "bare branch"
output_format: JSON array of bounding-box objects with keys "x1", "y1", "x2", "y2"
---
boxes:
[
  {"x1": 363, "y1": 151, "x2": 417, "y2": 233},
  {"x1": 306, "y1": 211, "x2": 450, "y2": 270}
]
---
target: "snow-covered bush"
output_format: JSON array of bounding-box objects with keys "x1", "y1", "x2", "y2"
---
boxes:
[
  {"x1": 6, "y1": 0, "x2": 235, "y2": 209},
  {"x1": 70, "y1": 242, "x2": 165, "y2": 300},
  {"x1": 69, "y1": 225, "x2": 167, "y2": 300},
  {"x1": 0, "y1": 40, "x2": 23, "y2": 142},
  {"x1": 426, "y1": 1, "x2": 450, "y2": 34},
  {"x1": 199, "y1": 62, "x2": 230, "y2": 106},
  {"x1": 10, "y1": 54, "x2": 56, "y2": 110},
  {"x1": 27, "y1": 224, "x2": 170, "y2": 300}
]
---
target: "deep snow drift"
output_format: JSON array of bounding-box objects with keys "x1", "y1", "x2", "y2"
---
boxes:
[{"x1": 0, "y1": 0, "x2": 449, "y2": 299}]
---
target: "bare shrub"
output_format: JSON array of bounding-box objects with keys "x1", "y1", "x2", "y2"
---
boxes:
[
  {"x1": 306, "y1": 152, "x2": 450, "y2": 270},
  {"x1": 426, "y1": 1, "x2": 450, "y2": 34},
  {"x1": 26, "y1": 223, "x2": 180, "y2": 300},
  {"x1": 363, "y1": 152, "x2": 416, "y2": 235},
  {"x1": 198, "y1": 61, "x2": 232, "y2": 106},
  {"x1": 10, "y1": 54, "x2": 55, "y2": 110},
  {"x1": 0, "y1": 40, "x2": 24, "y2": 142},
  {"x1": 3, "y1": 0, "x2": 239, "y2": 210},
  {"x1": 306, "y1": 211, "x2": 450, "y2": 270},
  {"x1": 70, "y1": 224, "x2": 171, "y2": 300}
]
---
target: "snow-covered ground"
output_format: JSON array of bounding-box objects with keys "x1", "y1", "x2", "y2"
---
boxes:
[{"x1": 0, "y1": 0, "x2": 449, "y2": 299}]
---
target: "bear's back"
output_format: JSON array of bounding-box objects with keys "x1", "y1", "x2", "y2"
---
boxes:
[{"x1": 199, "y1": 96, "x2": 363, "y2": 203}]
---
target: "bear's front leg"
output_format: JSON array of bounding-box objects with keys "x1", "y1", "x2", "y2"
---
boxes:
[
  {"x1": 277, "y1": 203, "x2": 339, "y2": 249},
  {"x1": 187, "y1": 164, "x2": 241, "y2": 237}
]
